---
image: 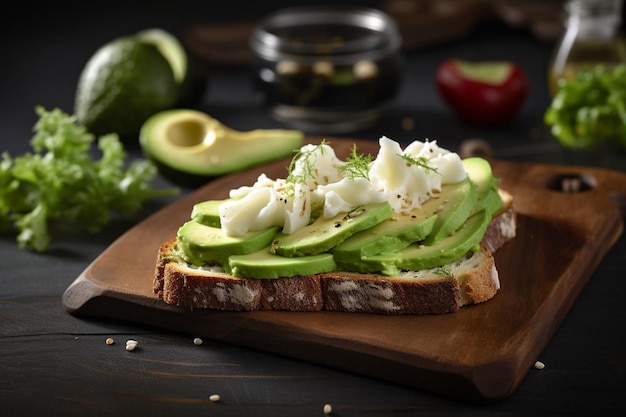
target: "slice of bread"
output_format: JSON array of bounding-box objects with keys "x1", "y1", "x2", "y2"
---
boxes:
[{"x1": 153, "y1": 190, "x2": 515, "y2": 315}]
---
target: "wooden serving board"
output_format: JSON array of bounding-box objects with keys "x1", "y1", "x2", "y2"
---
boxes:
[{"x1": 62, "y1": 138, "x2": 626, "y2": 403}]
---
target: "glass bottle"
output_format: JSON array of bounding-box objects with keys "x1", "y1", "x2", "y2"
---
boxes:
[{"x1": 548, "y1": 0, "x2": 625, "y2": 97}]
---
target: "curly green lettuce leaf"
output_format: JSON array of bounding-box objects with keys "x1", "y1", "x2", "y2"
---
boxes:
[
  {"x1": 544, "y1": 64, "x2": 626, "y2": 149},
  {"x1": 0, "y1": 106, "x2": 179, "y2": 251}
]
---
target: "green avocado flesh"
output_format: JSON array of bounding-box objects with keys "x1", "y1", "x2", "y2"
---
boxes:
[
  {"x1": 177, "y1": 221, "x2": 279, "y2": 267},
  {"x1": 175, "y1": 157, "x2": 502, "y2": 278},
  {"x1": 340, "y1": 209, "x2": 492, "y2": 276},
  {"x1": 229, "y1": 248, "x2": 336, "y2": 279},
  {"x1": 455, "y1": 60, "x2": 513, "y2": 84},
  {"x1": 421, "y1": 177, "x2": 477, "y2": 245},
  {"x1": 332, "y1": 196, "x2": 440, "y2": 263},
  {"x1": 462, "y1": 157, "x2": 502, "y2": 216},
  {"x1": 191, "y1": 199, "x2": 226, "y2": 227},
  {"x1": 139, "y1": 109, "x2": 304, "y2": 183},
  {"x1": 273, "y1": 202, "x2": 393, "y2": 257}
]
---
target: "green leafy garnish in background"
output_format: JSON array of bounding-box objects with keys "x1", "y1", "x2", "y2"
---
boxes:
[
  {"x1": 0, "y1": 106, "x2": 178, "y2": 251},
  {"x1": 544, "y1": 64, "x2": 626, "y2": 149}
]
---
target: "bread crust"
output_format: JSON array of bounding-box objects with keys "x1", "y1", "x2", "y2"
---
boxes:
[
  {"x1": 260, "y1": 275, "x2": 324, "y2": 311},
  {"x1": 153, "y1": 192, "x2": 516, "y2": 315},
  {"x1": 320, "y1": 271, "x2": 462, "y2": 315}
]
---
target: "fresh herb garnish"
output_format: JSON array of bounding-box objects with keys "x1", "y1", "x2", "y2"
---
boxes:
[
  {"x1": 338, "y1": 144, "x2": 373, "y2": 181},
  {"x1": 285, "y1": 139, "x2": 329, "y2": 186},
  {"x1": 0, "y1": 106, "x2": 178, "y2": 251},
  {"x1": 544, "y1": 64, "x2": 626, "y2": 149},
  {"x1": 398, "y1": 153, "x2": 438, "y2": 174}
]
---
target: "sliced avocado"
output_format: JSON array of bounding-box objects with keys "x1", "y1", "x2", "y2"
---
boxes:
[
  {"x1": 177, "y1": 220, "x2": 279, "y2": 267},
  {"x1": 229, "y1": 247, "x2": 335, "y2": 278},
  {"x1": 463, "y1": 157, "x2": 502, "y2": 215},
  {"x1": 190, "y1": 199, "x2": 228, "y2": 227},
  {"x1": 273, "y1": 202, "x2": 393, "y2": 257},
  {"x1": 332, "y1": 198, "x2": 439, "y2": 263},
  {"x1": 344, "y1": 209, "x2": 492, "y2": 276},
  {"x1": 422, "y1": 177, "x2": 477, "y2": 245},
  {"x1": 140, "y1": 109, "x2": 304, "y2": 187}
]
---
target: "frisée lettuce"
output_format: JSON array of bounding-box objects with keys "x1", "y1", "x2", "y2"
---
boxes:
[{"x1": 0, "y1": 106, "x2": 178, "y2": 251}]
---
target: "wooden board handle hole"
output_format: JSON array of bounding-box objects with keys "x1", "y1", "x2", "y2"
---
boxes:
[{"x1": 544, "y1": 173, "x2": 596, "y2": 193}]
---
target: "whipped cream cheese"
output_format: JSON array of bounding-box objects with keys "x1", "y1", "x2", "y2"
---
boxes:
[{"x1": 219, "y1": 136, "x2": 467, "y2": 236}]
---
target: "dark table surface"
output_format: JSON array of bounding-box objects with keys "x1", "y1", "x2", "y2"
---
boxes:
[{"x1": 2, "y1": 1, "x2": 625, "y2": 416}]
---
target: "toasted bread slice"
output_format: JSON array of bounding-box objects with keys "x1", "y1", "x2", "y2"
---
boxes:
[{"x1": 153, "y1": 190, "x2": 515, "y2": 314}]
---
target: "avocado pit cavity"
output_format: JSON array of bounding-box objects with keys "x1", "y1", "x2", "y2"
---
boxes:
[
  {"x1": 165, "y1": 117, "x2": 206, "y2": 148},
  {"x1": 140, "y1": 109, "x2": 304, "y2": 186}
]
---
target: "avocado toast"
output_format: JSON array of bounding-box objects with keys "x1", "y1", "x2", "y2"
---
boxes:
[{"x1": 153, "y1": 137, "x2": 516, "y2": 314}]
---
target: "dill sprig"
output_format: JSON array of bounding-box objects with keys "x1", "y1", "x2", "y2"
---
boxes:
[
  {"x1": 286, "y1": 140, "x2": 329, "y2": 185},
  {"x1": 398, "y1": 153, "x2": 439, "y2": 174},
  {"x1": 338, "y1": 144, "x2": 373, "y2": 181}
]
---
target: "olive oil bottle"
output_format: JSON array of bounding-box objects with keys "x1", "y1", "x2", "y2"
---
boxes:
[{"x1": 548, "y1": 0, "x2": 626, "y2": 97}]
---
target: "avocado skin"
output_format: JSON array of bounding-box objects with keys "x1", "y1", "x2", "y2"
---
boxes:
[
  {"x1": 74, "y1": 37, "x2": 179, "y2": 142},
  {"x1": 176, "y1": 51, "x2": 208, "y2": 108}
]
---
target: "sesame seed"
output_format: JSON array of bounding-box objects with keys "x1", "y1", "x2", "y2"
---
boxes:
[
  {"x1": 209, "y1": 394, "x2": 220, "y2": 402},
  {"x1": 193, "y1": 337, "x2": 203, "y2": 346},
  {"x1": 105, "y1": 337, "x2": 115, "y2": 345},
  {"x1": 323, "y1": 403, "x2": 332, "y2": 414},
  {"x1": 534, "y1": 360, "x2": 545, "y2": 370}
]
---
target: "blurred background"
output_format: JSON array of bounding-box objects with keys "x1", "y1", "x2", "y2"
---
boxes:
[
  {"x1": 0, "y1": 1, "x2": 556, "y2": 138},
  {"x1": 2, "y1": 0, "x2": 625, "y2": 171}
]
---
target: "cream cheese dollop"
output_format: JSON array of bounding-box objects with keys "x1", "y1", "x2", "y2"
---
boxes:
[{"x1": 219, "y1": 136, "x2": 467, "y2": 236}]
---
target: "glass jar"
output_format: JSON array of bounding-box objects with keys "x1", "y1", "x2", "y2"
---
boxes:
[
  {"x1": 249, "y1": 6, "x2": 404, "y2": 134},
  {"x1": 548, "y1": 0, "x2": 625, "y2": 96}
]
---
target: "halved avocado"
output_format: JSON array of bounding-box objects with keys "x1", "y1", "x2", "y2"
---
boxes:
[{"x1": 140, "y1": 109, "x2": 304, "y2": 187}]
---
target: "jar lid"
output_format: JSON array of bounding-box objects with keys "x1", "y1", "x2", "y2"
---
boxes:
[{"x1": 250, "y1": 6, "x2": 402, "y2": 62}]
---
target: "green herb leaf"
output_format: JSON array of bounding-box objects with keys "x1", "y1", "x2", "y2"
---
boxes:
[
  {"x1": 544, "y1": 64, "x2": 626, "y2": 149},
  {"x1": 0, "y1": 106, "x2": 178, "y2": 251},
  {"x1": 286, "y1": 139, "x2": 329, "y2": 185},
  {"x1": 398, "y1": 153, "x2": 438, "y2": 174},
  {"x1": 338, "y1": 144, "x2": 373, "y2": 181}
]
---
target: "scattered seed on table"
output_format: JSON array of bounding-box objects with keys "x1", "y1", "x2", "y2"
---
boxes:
[
  {"x1": 209, "y1": 394, "x2": 220, "y2": 402},
  {"x1": 323, "y1": 403, "x2": 332, "y2": 414},
  {"x1": 534, "y1": 360, "x2": 545, "y2": 370},
  {"x1": 193, "y1": 337, "x2": 203, "y2": 346},
  {"x1": 125, "y1": 340, "x2": 138, "y2": 351},
  {"x1": 105, "y1": 337, "x2": 115, "y2": 345}
]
